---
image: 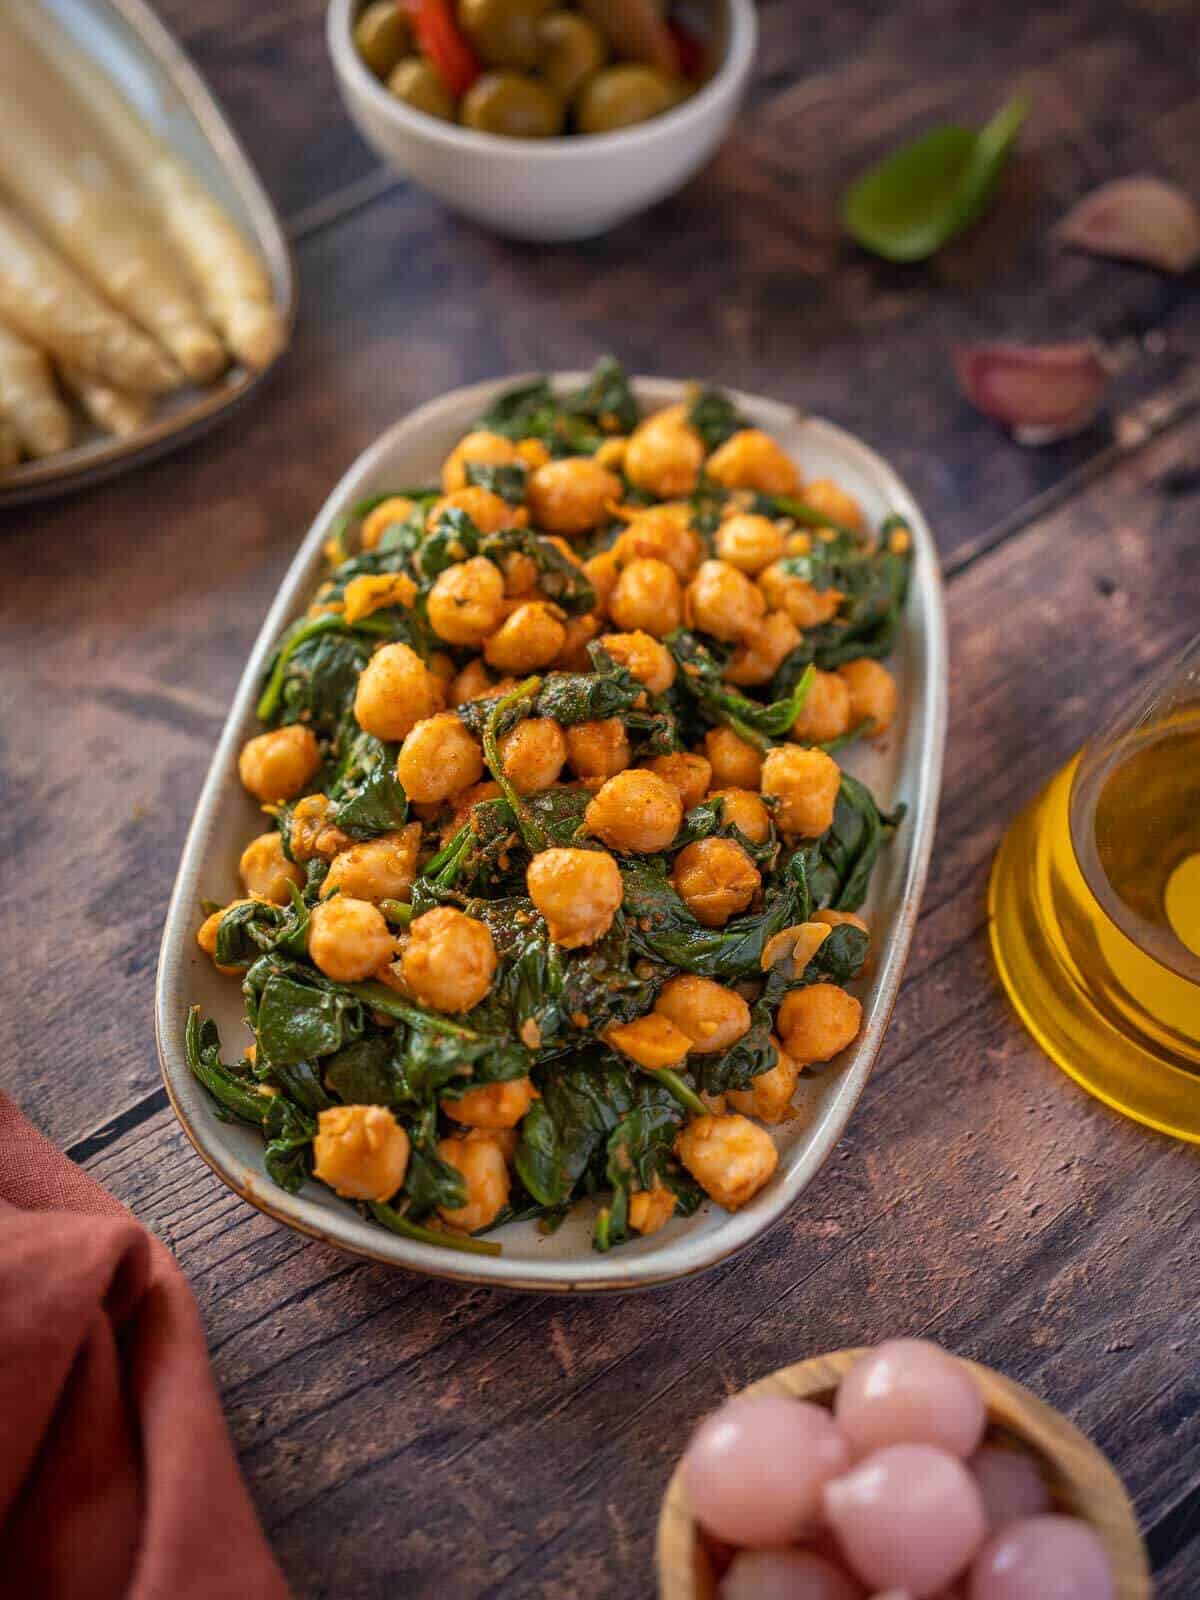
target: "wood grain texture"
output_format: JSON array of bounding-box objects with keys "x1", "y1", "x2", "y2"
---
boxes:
[
  {"x1": 657, "y1": 1350, "x2": 1150, "y2": 1600},
  {"x1": 63, "y1": 416, "x2": 1200, "y2": 1598}
]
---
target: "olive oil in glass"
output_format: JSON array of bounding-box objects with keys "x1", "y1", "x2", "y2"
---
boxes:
[{"x1": 989, "y1": 638, "x2": 1200, "y2": 1141}]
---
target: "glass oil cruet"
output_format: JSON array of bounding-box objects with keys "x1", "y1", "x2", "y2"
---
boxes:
[{"x1": 989, "y1": 633, "x2": 1200, "y2": 1141}]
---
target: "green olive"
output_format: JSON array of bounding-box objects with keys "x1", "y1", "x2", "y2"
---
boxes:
[
  {"x1": 461, "y1": 71, "x2": 565, "y2": 137},
  {"x1": 457, "y1": 0, "x2": 554, "y2": 70},
  {"x1": 536, "y1": 11, "x2": 607, "y2": 103},
  {"x1": 575, "y1": 64, "x2": 684, "y2": 135},
  {"x1": 354, "y1": 1, "x2": 411, "y2": 79},
  {"x1": 387, "y1": 57, "x2": 458, "y2": 122}
]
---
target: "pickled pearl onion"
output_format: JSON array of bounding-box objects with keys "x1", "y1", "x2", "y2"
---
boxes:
[
  {"x1": 835, "y1": 1340, "x2": 987, "y2": 1460},
  {"x1": 968, "y1": 1447, "x2": 1050, "y2": 1533},
  {"x1": 967, "y1": 1515, "x2": 1115, "y2": 1600},
  {"x1": 720, "y1": 1548, "x2": 865, "y2": 1600},
  {"x1": 683, "y1": 1395, "x2": 850, "y2": 1547},
  {"x1": 824, "y1": 1444, "x2": 987, "y2": 1597}
]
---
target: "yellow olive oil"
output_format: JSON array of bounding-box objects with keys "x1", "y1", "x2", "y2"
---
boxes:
[{"x1": 989, "y1": 704, "x2": 1200, "y2": 1142}]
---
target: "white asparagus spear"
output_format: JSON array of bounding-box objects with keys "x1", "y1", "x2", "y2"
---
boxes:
[
  {"x1": 0, "y1": 417, "x2": 21, "y2": 475},
  {"x1": 9, "y1": 0, "x2": 285, "y2": 372},
  {"x1": 58, "y1": 364, "x2": 153, "y2": 439},
  {"x1": 0, "y1": 28, "x2": 224, "y2": 384},
  {"x1": 0, "y1": 201, "x2": 179, "y2": 394},
  {"x1": 0, "y1": 319, "x2": 72, "y2": 457}
]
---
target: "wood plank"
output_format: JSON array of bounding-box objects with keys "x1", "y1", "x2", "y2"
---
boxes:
[{"x1": 75, "y1": 415, "x2": 1200, "y2": 1597}]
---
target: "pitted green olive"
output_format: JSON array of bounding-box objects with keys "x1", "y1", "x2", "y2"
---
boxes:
[
  {"x1": 458, "y1": 0, "x2": 554, "y2": 70},
  {"x1": 387, "y1": 57, "x2": 458, "y2": 122},
  {"x1": 536, "y1": 11, "x2": 608, "y2": 102},
  {"x1": 354, "y1": 1, "x2": 411, "y2": 78},
  {"x1": 575, "y1": 64, "x2": 685, "y2": 135},
  {"x1": 461, "y1": 71, "x2": 566, "y2": 137}
]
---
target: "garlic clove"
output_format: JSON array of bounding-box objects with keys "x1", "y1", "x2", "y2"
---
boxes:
[
  {"x1": 951, "y1": 341, "x2": 1110, "y2": 443},
  {"x1": 1057, "y1": 176, "x2": 1200, "y2": 274}
]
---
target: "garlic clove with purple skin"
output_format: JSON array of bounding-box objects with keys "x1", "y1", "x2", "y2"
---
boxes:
[
  {"x1": 1058, "y1": 176, "x2": 1200, "y2": 274},
  {"x1": 951, "y1": 342, "x2": 1110, "y2": 444}
]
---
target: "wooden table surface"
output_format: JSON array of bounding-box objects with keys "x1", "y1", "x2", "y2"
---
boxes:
[{"x1": 3, "y1": 1, "x2": 1199, "y2": 1593}]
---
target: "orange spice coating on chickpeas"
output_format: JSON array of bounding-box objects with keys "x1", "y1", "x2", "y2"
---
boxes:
[
  {"x1": 399, "y1": 906, "x2": 497, "y2": 1013},
  {"x1": 527, "y1": 457, "x2": 621, "y2": 536},
  {"x1": 396, "y1": 713, "x2": 484, "y2": 804},
  {"x1": 607, "y1": 557, "x2": 682, "y2": 636},
  {"x1": 672, "y1": 836, "x2": 761, "y2": 927},
  {"x1": 777, "y1": 983, "x2": 862, "y2": 1064},
  {"x1": 624, "y1": 404, "x2": 705, "y2": 498},
  {"x1": 585, "y1": 768, "x2": 683, "y2": 854},
  {"x1": 355, "y1": 641, "x2": 445, "y2": 741},
  {"x1": 704, "y1": 726, "x2": 764, "y2": 790},
  {"x1": 644, "y1": 751, "x2": 712, "y2": 811},
  {"x1": 565, "y1": 718, "x2": 631, "y2": 781},
  {"x1": 238, "y1": 724, "x2": 321, "y2": 803},
  {"x1": 526, "y1": 846, "x2": 624, "y2": 948},
  {"x1": 760, "y1": 745, "x2": 841, "y2": 838}
]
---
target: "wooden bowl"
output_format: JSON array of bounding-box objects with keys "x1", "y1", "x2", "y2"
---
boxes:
[{"x1": 657, "y1": 1348, "x2": 1151, "y2": 1599}]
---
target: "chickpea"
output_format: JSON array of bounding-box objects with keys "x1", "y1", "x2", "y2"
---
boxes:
[
  {"x1": 308, "y1": 896, "x2": 394, "y2": 982},
  {"x1": 607, "y1": 557, "x2": 682, "y2": 637},
  {"x1": 726, "y1": 1038, "x2": 800, "y2": 1124},
  {"x1": 400, "y1": 906, "x2": 497, "y2": 1013},
  {"x1": 673, "y1": 837, "x2": 761, "y2": 927},
  {"x1": 813, "y1": 909, "x2": 870, "y2": 936},
  {"x1": 706, "y1": 429, "x2": 801, "y2": 496},
  {"x1": 704, "y1": 726, "x2": 763, "y2": 790},
  {"x1": 625, "y1": 403, "x2": 705, "y2": 498},
  {"x1": 427, "y1": 485, "x2": 522, "y2": 536},
  {"x1": 684, "y1": 558, "x2": 767, "y2": 643},
  {"x1": 396, "y1": 713, "x2": 484, "y2": 804},
  {"x1": 838, "y1": 658, "x2": 898, "y2": 737},
  {"x1": 565, "y1": 718, "x2": 631, "y2": 781},
  {"x1": 761, "y1": 745, "x2": 841, "y2": 838},
  {"x1": 342, "y1": 571, "x2": 417, "y2": 624},
  {"x1": 354, "y1": 641, "x2": 444, "y2": 741},
  {"x1": 527, "y1": 457, "x2": 621, "y2": 536},
  {"x1": 484, "y1": 601, "x2": 567, "y2": 673},
  {"x1": 516, "y1": 437, "x2": 551, "y2": 469},
  {"x1": 656, "y1": 974, "x2": 751, "y2": 1053},
  {"x1": 760, "y1": 921, "x2": 831, "y2": 978},
  {"x1": 313, "y1": 1104, "x2": 409, "y2": 1202},
  {"x1": 593, "y1": 436, "x2": 627, "y2": 471},
  {"x1": 501, "y1": 548, "x2": 539, "y2": 599},
  {"x1": 708, "y1": 787, "x2": 771, "y2": 845},
  {"x1": 441, "y1": 429, "x2": 520, "y2": 494},
  {"x1": 321, "y1": 822, "x2": 422, "y2": 903},
  {"x1": 586, "y1": 769, "x2": 682, "y2": 854},
  {"x1": 498, "y1": 716, "x2": 567, "y2": 794},
  {"x1": 629, "y1": 1180, "x2": 677, "y2": 1236},
  {"x1": 584, "y1": 548, "x2": 621, "y2": 611},
  {"x1": 605, "y1": 1012, "x2": 692, "y2": 1069},
  {"x1": 425, "y1": 557, "x2": 505, "y2": 648},
  {"x1": 238, "y1": 724, "x2": 321, "y2": 804},
  {"x1": 442, "y1": 1076, "x2": 537, "y2": 1129},
  {"x1": 466, "y1": 1124, "x2": 519, "y2": 1160},
  {"x1": 554, "y1": 611, "x2": 601, "y2": 672},
  {"x1": 361, "y1": 495, "x2": 416, "y2": 550},
  {"x1": 612, "y1": 506, "x2": 702, "y2": 581},
  {"x1": 526, "y1": 845, "x2": 624, "y2": 948},
  {"x1": 790, "y1": 669, "x2": 852, "y2": 745},
  {"x1": 777, "y1": 983, "x2": 862, "y2": 1064},
  {"x1": 758, "y1": 563, "x2": 842, "y2": 629},
  {"x1": 598, "y1": 630, "x2": 676, "y2": 695},
  {"x1": 675, "y1": 1113, "x2": 779, "y2": 1210},
  {"x1": 450, "y1": 658, "x2": 497, "y2": 706},
  {"x1": 644, "y1": 751, "x2": 711, "y2": 812},
  {"x1": 239, "y1": 831, "x2": 302, "y2": 903},
  {"x1": 288, "y1": 793, "x2": 333, "y2": 862},
  {"x1": 724, "y1": 609, "x2": 801, "y2": 688},
  {"x1": 803, "y1": 477, "x2": 865, "y2": 534},
  {"x1": 437, "y1": 1135, "x2": 510, "y2": 1232},
  {"x1": 715, "y1": 513, "x2": 786, "y2": 575}
]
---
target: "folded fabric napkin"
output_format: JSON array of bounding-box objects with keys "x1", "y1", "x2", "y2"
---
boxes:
[{"x1": 0, "y1": 1092, "x2": 290, "y2": 1599}]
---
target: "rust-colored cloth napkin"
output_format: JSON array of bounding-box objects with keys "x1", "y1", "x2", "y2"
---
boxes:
[{"x1": 0, "y1": 1092, "x2": 290, "y2": 1599}]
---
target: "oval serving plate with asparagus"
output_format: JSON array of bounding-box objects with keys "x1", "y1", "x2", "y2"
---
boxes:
[
  {"x1": 0, "y1": 0, "x2": 293, "y2": 505},
  {"x1": 156, "y1": 368, "x2": 947, "y2": 1293}
]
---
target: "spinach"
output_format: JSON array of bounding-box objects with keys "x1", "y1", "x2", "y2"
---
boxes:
[
  {"x1": 328, "y1": 735, "x2": 407, "y2": 838},
  {"x1": 667, "y1": 631, "x2": 816, "y2": 749},
  {"x1": 621, "y1": 847, "x2": 815, "y2": 980},
  {"x1": 478, "y1": 527, "x2": 595, "y2": 614},
  {"x1": 214, "y1": 889, "x2": 309, "y2": 969},
  {"x1": 185, "y1": 1009, "x2": 269, "y2": 1126},
  {"x1": 256, "y1": 613, "x2": 389, "y2": 725},
  {"x1": 267, "y1": 1057, "x2": 335, "y2": 1113},
  {"x1": 688, "y1": 386, "x2": 747, "y2": 450},
  {"x1": 404, "y1": 1141, "x2": 468, "y2": 1217},
  {"x1": 673, "y1": 794, "x2": 777, "y2": 865},
  {"x1": 803, "y1": 772, "x2": 902, "y2": 912},
  {"x1": 475, "y1": 377, "x2": 601, "y2": 457},
  {"x1": 420, "y1": 506, "x2": 481, "y2": 578},
  {"x1": 535, "y1": 661, "x2": 643, "y2": 725},
  {"x1": 464, "y1": 459, "x2": 528, "y2": 504},
  {"x1": 323, "y1": 1035, "x2": 404, "y2": 1106},
  {"x1": 592, "y1": 1099, "x2": 702, "y2": 1251},
  {"x1": 515, "y1": 1054, "x2": 640, "y2": 1207},
  {"x1": 764, "y1": 523, "x2": 912, "y2": 679},
  {"x1": 250, "y1": 968, "x2": 365, "y2": 1065},
  {"x1": 262, "y1": 1096, "x2": 316, "y2": 1193},
  {"x1": 564, "y1": 356, "x2": 640, "y2": 435}
]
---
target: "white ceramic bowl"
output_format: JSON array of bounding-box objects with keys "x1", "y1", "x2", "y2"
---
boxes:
[
  {"x1": 326, "y1": 0, "x2": 757, "y2": 241},
  {"x1": 155, "y1": 373, "x2": 948, "y2": 1294}
]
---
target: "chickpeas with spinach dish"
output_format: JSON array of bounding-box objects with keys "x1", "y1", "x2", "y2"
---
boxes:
[
  {"x1": 353, "y1": 0, "x2": 704, "y2": 140},
  {"x1": 189, "y1": 359, "x2": 910, "y2": 1258}
]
